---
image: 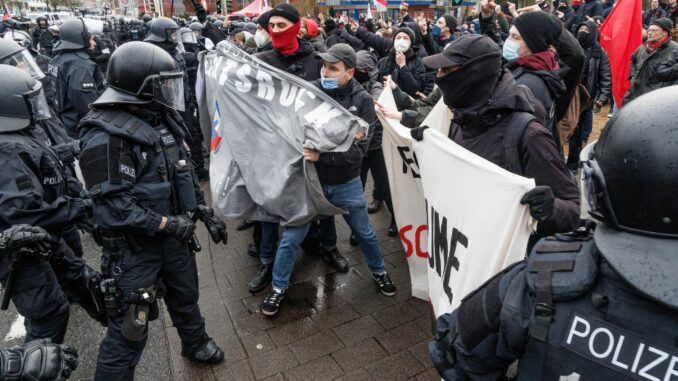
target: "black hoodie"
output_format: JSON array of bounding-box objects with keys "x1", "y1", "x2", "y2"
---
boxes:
[{"x1": 451, "y1": 69, "x2": 580, "y2": 236}]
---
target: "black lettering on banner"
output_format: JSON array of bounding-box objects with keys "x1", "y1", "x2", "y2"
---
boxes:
[
  {"x1": 562, "y1": 313, "x2": 678, "y2": 381},
  {"x1": 428, "y1": 201, "x2": 468, "y2": 304},
  {"x1": 397, "y1": 146, "x2": 420, "y2": 179}
]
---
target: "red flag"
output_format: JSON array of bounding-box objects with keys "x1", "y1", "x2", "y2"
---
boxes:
[{"x1": 599, "y1": 0, "x2": 643, "y2": 107}]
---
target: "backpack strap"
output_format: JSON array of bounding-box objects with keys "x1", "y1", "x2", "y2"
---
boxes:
[{"x1": 502, "y1": 111, "x2": 537, "y2": 176}]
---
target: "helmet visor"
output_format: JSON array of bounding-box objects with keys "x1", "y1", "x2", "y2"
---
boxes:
[
  {"x1": 25, "y1": 87, "x2": 51, "y2": 121},
  {"x1": 167, "y1": 28, "x2": 179, "y2": 43},
  {"x1": 181, "y1": 30, "x2": 197, "y2": 44},
  {"x1": 6, "y1": 49, "x2": 45, "y2": 80},
  {"x1": 2, "y1": 31, "x2": 31, "y2": 48},
  {"x1": 193, "y1": 30, "x2": 202, "y2": 40},
  {"x1": 152, "y1": 72, "x2": 185, "y2": 112}
]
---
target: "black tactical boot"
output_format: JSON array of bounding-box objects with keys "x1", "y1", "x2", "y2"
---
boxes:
[
  {"x1": 182, "y1": 338, "x2": 224, "y2": 364},
  {"x1": 367, "y1": 199, "x2": 383, "y2": 214},
  {"x1": 248, "y1": 264, "x2": 273, "y2": 293}
]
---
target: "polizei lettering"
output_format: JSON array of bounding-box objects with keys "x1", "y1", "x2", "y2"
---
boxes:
[
  {"x1": 563, "y1": 314, "x2": 678, "y2": 381},
  {"x1": 203, "y1": 44, "x2": 344, "y2": 128},
  {"x1": 427, "y1": 200, "x2": 468, "y2": 304}
]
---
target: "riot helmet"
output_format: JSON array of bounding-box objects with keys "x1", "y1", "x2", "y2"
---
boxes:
[
  {"x1": 189, "y1": 21, "x2": 203, "y2": 40},
  {"x1": 0, "y1": 65, "x2": 51, "y2": 132},
  {"x1": 94, "y1": 41, "x2": 184, "y2": 111},
  {"x1": 178, "y1": 27, "x2": 197, "y2": 48},
  {"x1": 144, "y1": 17, "x2": 179, "y2": 43},
  {"x1": 214, "y1": 20, "x2": 224, "y2": 29},
  {"x1": 142, "y1": 14, "x2": 152, "y2": 23},
  {"x1": 36, "y1": 16, "x2": 48, "y2": 28},
  {"x1": 0, "y1": 39, "x2": 45, "y2": 79},
  {"x1": 53, "y1": 18, "x2": 89, "y2": 51},
  {"x1": 2, "y1": 29, "x2": 32, "y2": 49},
  {"x1": 584, "y1": 86, "x2": 678, "y2": 238}
]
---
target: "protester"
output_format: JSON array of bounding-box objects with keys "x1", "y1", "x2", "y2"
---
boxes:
[
  {"x1": 421, "y1": 15, "x2": 457, "y2": 54},
  {"x1": 623, "y1": 18, "x2": 678, "y2": 104},
  {"x1": 300, "y1": 18, "x2": 326, "y2": 52},
  {"x1": 412, "y1": 35, "x2": 580, "y2": 246},
  {"x1": 567, "y1": 20, "x2": 611, "y2": 170},
  {"x1": 259, "y1": 43, "x2": 396, "y2": 316},
  {"x1": 429, "y1": 86, "x2": 678, "y2": 381},
  {"x1": 644, "y1": 0, "x2": 668, "y2": 27},
  {"x1": 373, "y1": 26, "x2": 431, "y2": 97}
]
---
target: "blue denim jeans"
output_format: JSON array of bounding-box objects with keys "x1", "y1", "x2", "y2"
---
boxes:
[{"x1": 269, "y1": 177, "x2": 386, "y2": 290}]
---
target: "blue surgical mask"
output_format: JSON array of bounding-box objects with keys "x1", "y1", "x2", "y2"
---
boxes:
[
  {"x1": 431, "y1": 25, "x2": 442, "y2": 38},
  {"x1": 502, "y1": 38, "x2": 521, "y2": 61},
  {"x1": 320, "y1": 72, "x2": 346, "y2": 90}
]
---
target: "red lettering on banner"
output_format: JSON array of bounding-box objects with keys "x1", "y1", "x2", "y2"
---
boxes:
[
  {"x1": 399, "y1": 224, "x2": 429, "y2": 258},
  {"x1": 415, "y1": 225, "x2": 428, "y2": 258}
]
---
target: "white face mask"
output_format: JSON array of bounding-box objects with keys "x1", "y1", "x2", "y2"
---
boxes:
[
  {"x1": 393, "y1": 39, "x2": 410, "y2": 52},
  {"x1": 254, "y1": 30, "x2": 269, "y2": 48}
]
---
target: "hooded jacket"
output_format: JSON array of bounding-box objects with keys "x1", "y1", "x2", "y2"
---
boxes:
[
  {"x1": 254, "y1": 38, "x2": 322, "y2": 81},
  {"x1": 449, "y1": 69, "x2": 580, "y2": 236},
  {"x1": 506, "y1": 52, "x2": 568, "y2": 145},
  {"x1": 313, "y1": 78, "x2": 376, "y2": 185},
  {"x1": 357, "y1": 50, "x2": 384, "y2": 151},
  {"x1": 576, "y1": 20, "x2": 612, "y2": 106}
]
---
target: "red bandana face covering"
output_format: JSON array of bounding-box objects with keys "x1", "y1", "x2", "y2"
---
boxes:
[{"x1": 269, "y1": 22, "x2": 301, "y2": 55}]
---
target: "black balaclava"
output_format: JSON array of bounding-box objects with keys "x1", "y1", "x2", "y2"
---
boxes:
[
  {"x1": 435, "y1": 50, "x2": 503, "y2": 110},
  {"x1": 576, "y1": 20, "x2": 598, "y2": 50}
]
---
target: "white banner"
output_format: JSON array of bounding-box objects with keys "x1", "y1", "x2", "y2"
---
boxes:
[
  {"x1": 413, "y1": 129, "x2": 535, "y2": 317},
  {"x1": 377, "y1": 87, "x2": 451, "y2": 300}
]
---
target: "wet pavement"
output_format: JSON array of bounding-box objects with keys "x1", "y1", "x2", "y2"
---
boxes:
[{"x1": 0, "y1": 179, "x2": 439, "y2": 381}]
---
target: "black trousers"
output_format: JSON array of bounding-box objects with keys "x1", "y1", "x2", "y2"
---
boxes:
[
  {"x1": 95, "y1": 236, "x2": 206, "y2": 380},
  {"x1": 360, "y1": 148, "x2": 395, "y2": 220}
]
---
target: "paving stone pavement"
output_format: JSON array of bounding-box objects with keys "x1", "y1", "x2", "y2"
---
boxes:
[{"x1": 0, "y1": 179, "x2": 438, "y2": 381}]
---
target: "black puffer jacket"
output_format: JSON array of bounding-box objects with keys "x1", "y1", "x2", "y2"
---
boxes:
[
  {"x1": 313, "y1": 78, "x2": 376, "y2": 185},
  {"x1": 450, "y1": 69, "x2": 580, "y2": 236},
  {"x1": 254, "y1": 38, "x2": 322, "y2": 81},
  {"x1": 623, "y1": 39, "x2": 678, "y2": 104},
  {"x1": 377, "y1": 47, "x2": 430, "y2": 97}
]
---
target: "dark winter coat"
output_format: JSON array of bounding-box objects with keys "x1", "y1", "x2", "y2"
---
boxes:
[
  {"x1": 313, "y1": 78, "x2": 376, "y2": 185},
  {"x1": 377, "y1": 47, "x2": 430, "y2": 98},
  {"x1": 254, "y1": 38, "x2": 322, "y2": 81},
  {"x1": 623, "y1": 39, "x2": 678, "y2": 104}
]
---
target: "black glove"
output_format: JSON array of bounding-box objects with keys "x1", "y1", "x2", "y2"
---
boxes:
[
  {"x1": 196, "y1": 205, "x2": 228, "y2": 244},
  {"x1": 2, "y1": 339, "x2": 79, "y2": 380},
  {"x1": 410, "y1": 126, "x2": 429, "y2": 141},
  {"x1": 0, "y1": 225, "x2": 56, "y2": 258},
  {"x1": 52, "y1": 141, "x2": 80, "y2": 165},
  {"x1": 163, "y1": 215, "x2": 196, "y2": 243},
  {"x1": 520, "y1": 186, "x2": 555, "y2": 221},
  {"x1": 192, "y1": 0, "x2": 207, "y2": 24},
  {"x1": 81, "y1": 199, "x2": 93, "y2": 219}
]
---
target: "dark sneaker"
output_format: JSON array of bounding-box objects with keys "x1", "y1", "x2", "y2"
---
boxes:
[
  {"x1": 182, "y1": 338, "x2": 224, "y2": 364},
  {"x1": 388, "y1": 222, "x2": 398, "y2": 237},
  {"x1": 248, "y1": 264, "x2": 273, "y2": 293},
  {"x1": 262, "y1": 288, "x2": 285, "y2": 316},
  {"x1": 373, "y1": 272, "x2": 396, "y2": 296},
  {"x1": 367, "y1": 199, "x2": 383, "y2": 214},
  {"x1": 247, "y1": 243, "x2": 259, "y2": 257},
  {"x1": 237, "y1": 219, "x2": 255, "y2": 231},
  {"x1": 349, "y1": 233, "x2": 359, "y2": 246},
  {"x1": 196, "y1": 168, "x2": 210, "y2": 182},
  {"x1": 322, "y1": 248, "x2": 349, "y2": 272}
]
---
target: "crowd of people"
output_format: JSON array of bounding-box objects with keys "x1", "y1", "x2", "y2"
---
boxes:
[{"x1": 0, "y1": 0, "x2": 676, "y2": 380}]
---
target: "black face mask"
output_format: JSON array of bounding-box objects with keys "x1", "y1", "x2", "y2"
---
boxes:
[
  {"x1": 435, "y1": 52, "x2": 502, "y2": 110},
  {"x1": 354, "y1": 70, "x2": 370, "y2": 84},
  {"x1": 577, "y1": 30, "x2": 596, "y2": 49}
]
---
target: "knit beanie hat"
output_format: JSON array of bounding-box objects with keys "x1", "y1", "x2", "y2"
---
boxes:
[{"x1": 513, "y1": 12, "x2": 562, "y2": 53}]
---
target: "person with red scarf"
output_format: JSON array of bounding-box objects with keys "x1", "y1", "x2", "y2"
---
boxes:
[{"x1": 623, "y1": 18, "x2": 678, "y2": 105}]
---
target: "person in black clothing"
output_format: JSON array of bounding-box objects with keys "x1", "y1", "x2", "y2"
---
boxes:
[
  {"x1": 644, "y1": 0, "x2": 668, "y2": 27},
  {"x1": 567, "y1": 20, "x2": 611, "y2": 170},
  {"x1": 31, "y1": 16, "x2": 53, "y2": 56},
  {"x1": 413, "y1": 35, "x2": 580, "y2": 247},
  {"x1": 374, "y1": 27, "x2": 431, "y2": 97}
]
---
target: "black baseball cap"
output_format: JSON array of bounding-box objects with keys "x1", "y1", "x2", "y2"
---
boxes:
[
  {"x1": 317, "y1": 43, "x2": 357, "y2": 68},
  {"x1": 422, "y1": 34, "x2": 501, "y2": 69}
]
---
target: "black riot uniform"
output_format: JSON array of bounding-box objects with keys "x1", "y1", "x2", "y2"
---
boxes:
[
  {"x1": 78, "y1": 42, "x2": 225, "y2": 380},
  {"x1": 0, "y1": 226, "x2": 79, "y2": 381},
  {"x1": 145, "y1": 17, "x2": 209, "y2": 180},
  {"x1": 0, "y1": 37, "x2": 89, "y2": 257},
  {"x1": 0, "y1": 65, "x2": 103, "y2": 344},
  {"x1": 31, "y1": 16, "x2": 53, "y2": 56},
  {"x1": 428, "y1": 86, "x2": 678, "y2": 381},
  {"x1": 50, "y1": 18, "x2": 105, "y2": 138}
]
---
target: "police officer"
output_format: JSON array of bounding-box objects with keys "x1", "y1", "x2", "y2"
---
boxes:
[
  {"x1": 0, "y1": 65, "x2": 103, "y2": 344},
  {"x1": 1, "y1": 38, "x2": 89, "y2": 257},
  {"x1": 428, "y1": 86, "x2": 678, "y2": 380},
  {"x1": 0, "y1": 225, "x2": 79, "y2": 381},
  {"x1": 78, "y1": 42, "x2": 225, "y2": 379},
  {"x1": 145, "y1": 17, "x2": 209, "y2": 180},
  {"x1": 128, "y1": 19, "x2": 145, "y2": 41},
  {"x1": 50, "y1": 18, "x2": 106, "y2": 138},
  {"x1": 31, "y1": 16, "x2": 53, "y2": 56}
]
